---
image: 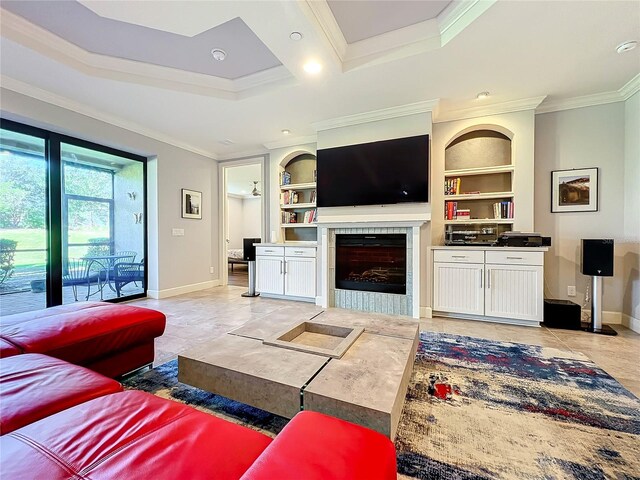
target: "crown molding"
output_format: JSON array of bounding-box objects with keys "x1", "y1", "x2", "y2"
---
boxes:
[
  {"x1": 313, "y1": 100, "x2": 439, "y2": 131},
  {"x1": 620, "y1": 72, "x2": 640, "y2": 101},
  {"x1": 263, "y1": 135, "x2": 318, "y2": 150},
  {"x1": 217, "y1": 147, "x2": 269, "y2": 162},
  {"x1": 304, "y1": 1, "x2": 494, "y2": 72},
  {"x1": 439, "y1": 0, "x2": 497, "y2": 46},
  {"x1": 0, "y1": 8, "x2": 294, "y2": 100},
  {"x1": 535, "y1": 91, "x2": 624, "y2": 114},
  {"x1": 434, "y1": 96, "x2": 546, "y2": 123},
  {"x1": 0, "y1": 75, "x2": 217, "y2": 160}
]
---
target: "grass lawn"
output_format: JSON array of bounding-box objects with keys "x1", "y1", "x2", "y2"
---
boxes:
[{"x1": 0, "y1": 228, "x2": 108, "y2": 267}]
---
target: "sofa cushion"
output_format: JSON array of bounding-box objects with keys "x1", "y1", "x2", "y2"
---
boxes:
[
  {"x1": 0, "y1": 390, "x2": 273, "y2": 480},
  {"x1": 0, "y1": 304, "x2": 166, "y2": 370},
  {"x1": 0, "y1": 338, "x2": 20, "y2": 358},
  {"x1": 241, "y1": 410, "x2": 397, "y2": 480},
  {"x1": 0, "y1": 353, "x2": 122, "y2": 435}
]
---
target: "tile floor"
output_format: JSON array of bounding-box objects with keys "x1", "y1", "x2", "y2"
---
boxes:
[{"x1": 130, "y1": 285, "x2": 640, "y2": 397}]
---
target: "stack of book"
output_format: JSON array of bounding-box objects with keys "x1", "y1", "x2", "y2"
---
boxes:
[
  {"x1": 280, "y1": 190, "x2": 299, "y2": 205},
  {"x1": 282, "y1": 211, "x2": 297, "y2": 224},
  {"x1": 445, "y1": 201, "x2": 458, "y2": 220},
  {"x1": 302, "y1": 209, "x2": 317, "y2": 223},
  {"x1": 493, "y1": 201, "x2": 514, "y2": 219},
  {"x1": 280, "y1": 171, "x2": 292, "y2": 186},
  {"x1": 445, "y1": 178, "x2": 461, "y2": 195}
]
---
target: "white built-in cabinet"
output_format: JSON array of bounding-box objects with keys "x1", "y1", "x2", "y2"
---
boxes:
[
  {"x1": 433, "y1": 247, "x2": 545, "y2": 326},
  {"x1": 256, "y1": 245, "x2": 316, "y2": 302}
]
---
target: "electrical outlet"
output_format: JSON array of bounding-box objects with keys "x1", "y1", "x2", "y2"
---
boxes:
[
  {"x1": 567, "y1": 285, "x2": 576, "y2": 297},
  {"x1": 172, "y1": 228, "x2": 184, "y2": 236}
]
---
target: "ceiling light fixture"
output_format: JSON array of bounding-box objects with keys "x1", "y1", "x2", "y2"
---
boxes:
[
  {"x1": 303, "y1": 61, "x2": 322, "y2": 75},
  {"x1": 290, "y1": 32, "x2": 303, "y2": 41},
  {"x1": 282, "y1": 129, "x2": 291, "y2": 135},
  {"x1": 616, "y1": 41, "x2": 637, "y2": 53},
  {"x1": 211, "y1": 49, "x2": 227, "y2": 61},
  {"x1": 476, "y1": 91, "x2": 490, "y2": 100}
]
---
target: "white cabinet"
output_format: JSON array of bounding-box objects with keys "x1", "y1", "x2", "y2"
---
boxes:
[
  {"x1": 433, "y1": 262, "x2": 484, "y2": 316},
  {"x1": 484, "y1": 264, "x2": 543, "y2": 322},
  {"x1": 433, "y1": 247, "x2": 546, "y2": 326},
  {"x1": 256, "y1": 256, "x2": 284, "y2": 295},
  {"x1": 256, "y1": 245, "x2": 316, "y2": 302}
]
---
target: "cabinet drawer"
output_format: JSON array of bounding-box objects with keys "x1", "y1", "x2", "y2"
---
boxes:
[
  {"x1": 285, "y1": 247, "x2": 316, "y2": 258},
  {"x1": 256, "y1": 246, "x2": 284, "y2": 257},
  {"x1": 433, "y1": 249, "x2": 484, "y2": 264},
  {"x1": 485, "y1": 250, "x2": 543, "y2": 266}
]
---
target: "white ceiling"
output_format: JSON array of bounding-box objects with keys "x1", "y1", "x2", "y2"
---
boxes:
[
  {"x1": 226, "y1": 163, "x2": 262, "y2": 196},
  {"x1": 0, "y1": 1, "x2": 638, "y2": 159}
]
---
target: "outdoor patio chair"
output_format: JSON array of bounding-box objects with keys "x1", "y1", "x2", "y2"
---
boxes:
[
  {"x1": 114, "y1": 259, "x2": 144, "y2": 297},
  {"x1": 62, "y1": 257, "x2": 104, "y2": 301}
]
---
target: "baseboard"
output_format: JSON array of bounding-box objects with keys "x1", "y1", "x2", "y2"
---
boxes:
[
  {"x1": 581, "y1": 309, "x2": 622, "y2": 325},
  {"x1": 420, "y1": 306, "x2": 432, "y2": 319},
  {"x1": 622, "y1": 313, "x2": 640, "y2": 333},
  {"x1": 147, "y1": 280, "x2": 221, "y2": 299}
]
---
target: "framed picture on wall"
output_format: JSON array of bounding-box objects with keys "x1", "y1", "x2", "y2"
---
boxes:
[
  {"x1": 182, "y1": 189, "x2": 202, "y2": 219},
  {"x1": 551, "y1": 167, "x2": 598, "y2": 213}
]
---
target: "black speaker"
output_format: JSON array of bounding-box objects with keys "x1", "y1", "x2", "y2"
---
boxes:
[
  {"x1": 581, "y1": 239, "x2": 614, "y2": 277},
  {"x1": 243, "y1": 238, "x2": 261, "y2": 261},
  {"x1": 543, "y1": 299, "x2": 581, "y2": 329}
]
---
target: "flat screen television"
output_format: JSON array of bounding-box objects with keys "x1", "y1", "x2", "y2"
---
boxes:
[{"x1": 316, "y1": 134, "x2": 429, "y2": 208}]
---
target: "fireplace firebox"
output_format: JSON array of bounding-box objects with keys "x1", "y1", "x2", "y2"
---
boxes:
[{"x1": 335, "y1": 234, "x2": 406, "y2": 295}]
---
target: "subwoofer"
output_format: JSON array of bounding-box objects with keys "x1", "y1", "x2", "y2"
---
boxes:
[{"x1": 580, "y1": 239, "x2": 614, "y2": 277}]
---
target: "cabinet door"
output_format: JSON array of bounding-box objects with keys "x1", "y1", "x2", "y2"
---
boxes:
[
  {"x1": 433, "y1": 262, "x2": 484, "y2": 315},
  {"x1": 485, "y1": 265, "x2": 543, "y2": 322},
  {"x1": 284, "y1": 257, "x2": 316, "y2": 299},
  {"x1": 256, "y1": 256, "x2": 284, "y2": 295}
]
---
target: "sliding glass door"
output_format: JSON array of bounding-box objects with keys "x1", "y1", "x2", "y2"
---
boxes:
[
  {"x1": 0, "y1": 128, "x2": 48, "y2": 315},
  {"x1": 0, "y1": 119, "x2": 147, "y2": 316}
]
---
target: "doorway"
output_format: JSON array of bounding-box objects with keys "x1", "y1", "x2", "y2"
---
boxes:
[{"x1": 221, "y1": 161, "x2": 265, "y2": 288}]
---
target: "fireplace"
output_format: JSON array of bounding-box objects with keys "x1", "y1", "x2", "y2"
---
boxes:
[{"x1": 335, "y1": 234, "x2": 406, "y2": 295}]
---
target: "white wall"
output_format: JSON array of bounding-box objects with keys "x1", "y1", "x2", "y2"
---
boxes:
[
  {"x1": 534, "y1": 102, "x2": 637, "y2": 318},
  {"x1": 1, "y1": 88, "x2": 219, "y2": 296},
  {"x1": 242, "y1": 197, "x2": 262, "y2": 239},
  {"x1": 227, "y1": 195, "x2": 243, "y2": 249},
  {"x1": 624, "y1": 92, "x2": 640, "y2": 321}
]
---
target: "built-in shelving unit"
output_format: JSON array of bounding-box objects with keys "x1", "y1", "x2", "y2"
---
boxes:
[
  {"x1": 444, "y1": 129, "x2": 514, "y2": 245},
  {"x1": 279, "y1": 153, "x2": 317, "y2": 242}
]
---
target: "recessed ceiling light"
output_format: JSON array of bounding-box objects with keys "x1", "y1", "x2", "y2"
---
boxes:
[
  {"x1": 290, "y1": 32, "x2": 303, "y2": 41},
  {"x1": 616, "y1": 41, "x2": 637, "y2": 53},
  {"x1": 476, "y1": 91, "x2": 490, "y2": 100},
  {"x1": 211, "y1": 49, "x2": 227, "y2": 61},
  {"x1": 282, "y1": 129, "x2": 291, "y2": 135},
  {"x1": 303, "y1": 61, "x2": 322, "y2": 75}
]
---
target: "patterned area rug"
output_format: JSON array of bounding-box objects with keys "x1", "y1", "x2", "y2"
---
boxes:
[{"x1": 123, "y1": 332, "x2": 640, "y2": 479}]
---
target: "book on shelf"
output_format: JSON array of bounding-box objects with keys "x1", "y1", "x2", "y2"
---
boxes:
[
  {"x1": 310, "y1": 190, "x2": 316, "y2": 204},
  {"x1": 280, "y1": 171, "x2": 291, "y2": 186},
  {"x1": 281, "y1": 211, "x2": 297, "y2": 224},
  {"x1": 445, "y1": 201, "x2": 458, "y2": 220},
  {"x1": 445, "y1": 178, "x2": 461, "y2": 195},
  {"x1": 493, "y1": 201, "x2": 514, "y2": 219},
  {"x1": 280, "y1": 190, "x2": 299, "y2": 205},
  {"x1": 302, "y1": 209, "x2": 318, "y2": 223}
]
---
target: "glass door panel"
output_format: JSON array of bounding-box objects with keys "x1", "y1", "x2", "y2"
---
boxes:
[
  {"x1": 61, "y1": 143, "x2": 145, "y2": 303},
  {"x1": 0, "y1": 129, "x2": 48, "y2": 316}
]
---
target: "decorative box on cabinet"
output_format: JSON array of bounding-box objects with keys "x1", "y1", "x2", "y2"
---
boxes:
[
  {"x1": 256, "y1": 244, "x2": 317, "y2": 302},
  {"x1": 432, "y1": 246, "x2": 546, "y2": 327}
]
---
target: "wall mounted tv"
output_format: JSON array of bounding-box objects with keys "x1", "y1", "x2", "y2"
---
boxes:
[{"x1": 316, "y1": 134, "x2": 429, "y2": 208}]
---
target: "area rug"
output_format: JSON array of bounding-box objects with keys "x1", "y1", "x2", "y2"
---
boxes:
[{"x1": 123, "y1": 332, "x2": 640, "y2": 479}]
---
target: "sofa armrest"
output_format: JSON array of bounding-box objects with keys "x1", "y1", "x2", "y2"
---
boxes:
[{"x1": 241, "y1": 411, "x2": 397, "y2": 480}]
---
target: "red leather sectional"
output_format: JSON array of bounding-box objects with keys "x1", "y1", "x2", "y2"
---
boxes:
[
  {"x1": 0, "y1": 304, "x2": 397, "y2": 479},
  {"x1": 0, "y1": 302, "x2": 166, "y2": 378}
]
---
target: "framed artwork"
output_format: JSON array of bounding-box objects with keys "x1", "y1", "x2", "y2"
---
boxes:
[
  {"x1": 182, "y1": 189, "x2": 202, "y2": 219},
  {"x1": 551, "y1": 168, "x2": 598, "y2": 213}
]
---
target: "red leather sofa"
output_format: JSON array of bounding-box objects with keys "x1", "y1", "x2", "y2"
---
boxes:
[
  {"x1": 0, "y1": 302, "x2": 166, "y2": 378},
  {"x1": 0, "y1": 353, "x2": 397, "y2": 479}
]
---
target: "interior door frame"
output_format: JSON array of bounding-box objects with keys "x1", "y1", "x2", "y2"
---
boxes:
[{"x1": 217, "y1": 154, "x2": 270, "y2": 287}]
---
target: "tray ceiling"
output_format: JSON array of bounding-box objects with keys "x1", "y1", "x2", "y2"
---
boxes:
[
  {"x1": 327, "y1": 0, "x2": 452, "y2": 43},
  {"x1": 1, "y1": 0, "x2": 281, "y2": 80}
]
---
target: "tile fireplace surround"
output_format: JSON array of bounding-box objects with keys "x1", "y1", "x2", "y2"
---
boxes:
[{"x1": 318, "y1": 220, "x2": 427, "y2": 318}]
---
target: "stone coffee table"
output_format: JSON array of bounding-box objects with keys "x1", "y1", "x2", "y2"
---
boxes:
[{"x1": 178, "y1": 307, "x2": 418, "y2": 439}]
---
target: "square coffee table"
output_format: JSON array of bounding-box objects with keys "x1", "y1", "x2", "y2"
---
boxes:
[{"x1": 178, "y1": 308, "x2": 418, "y2": 438}]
